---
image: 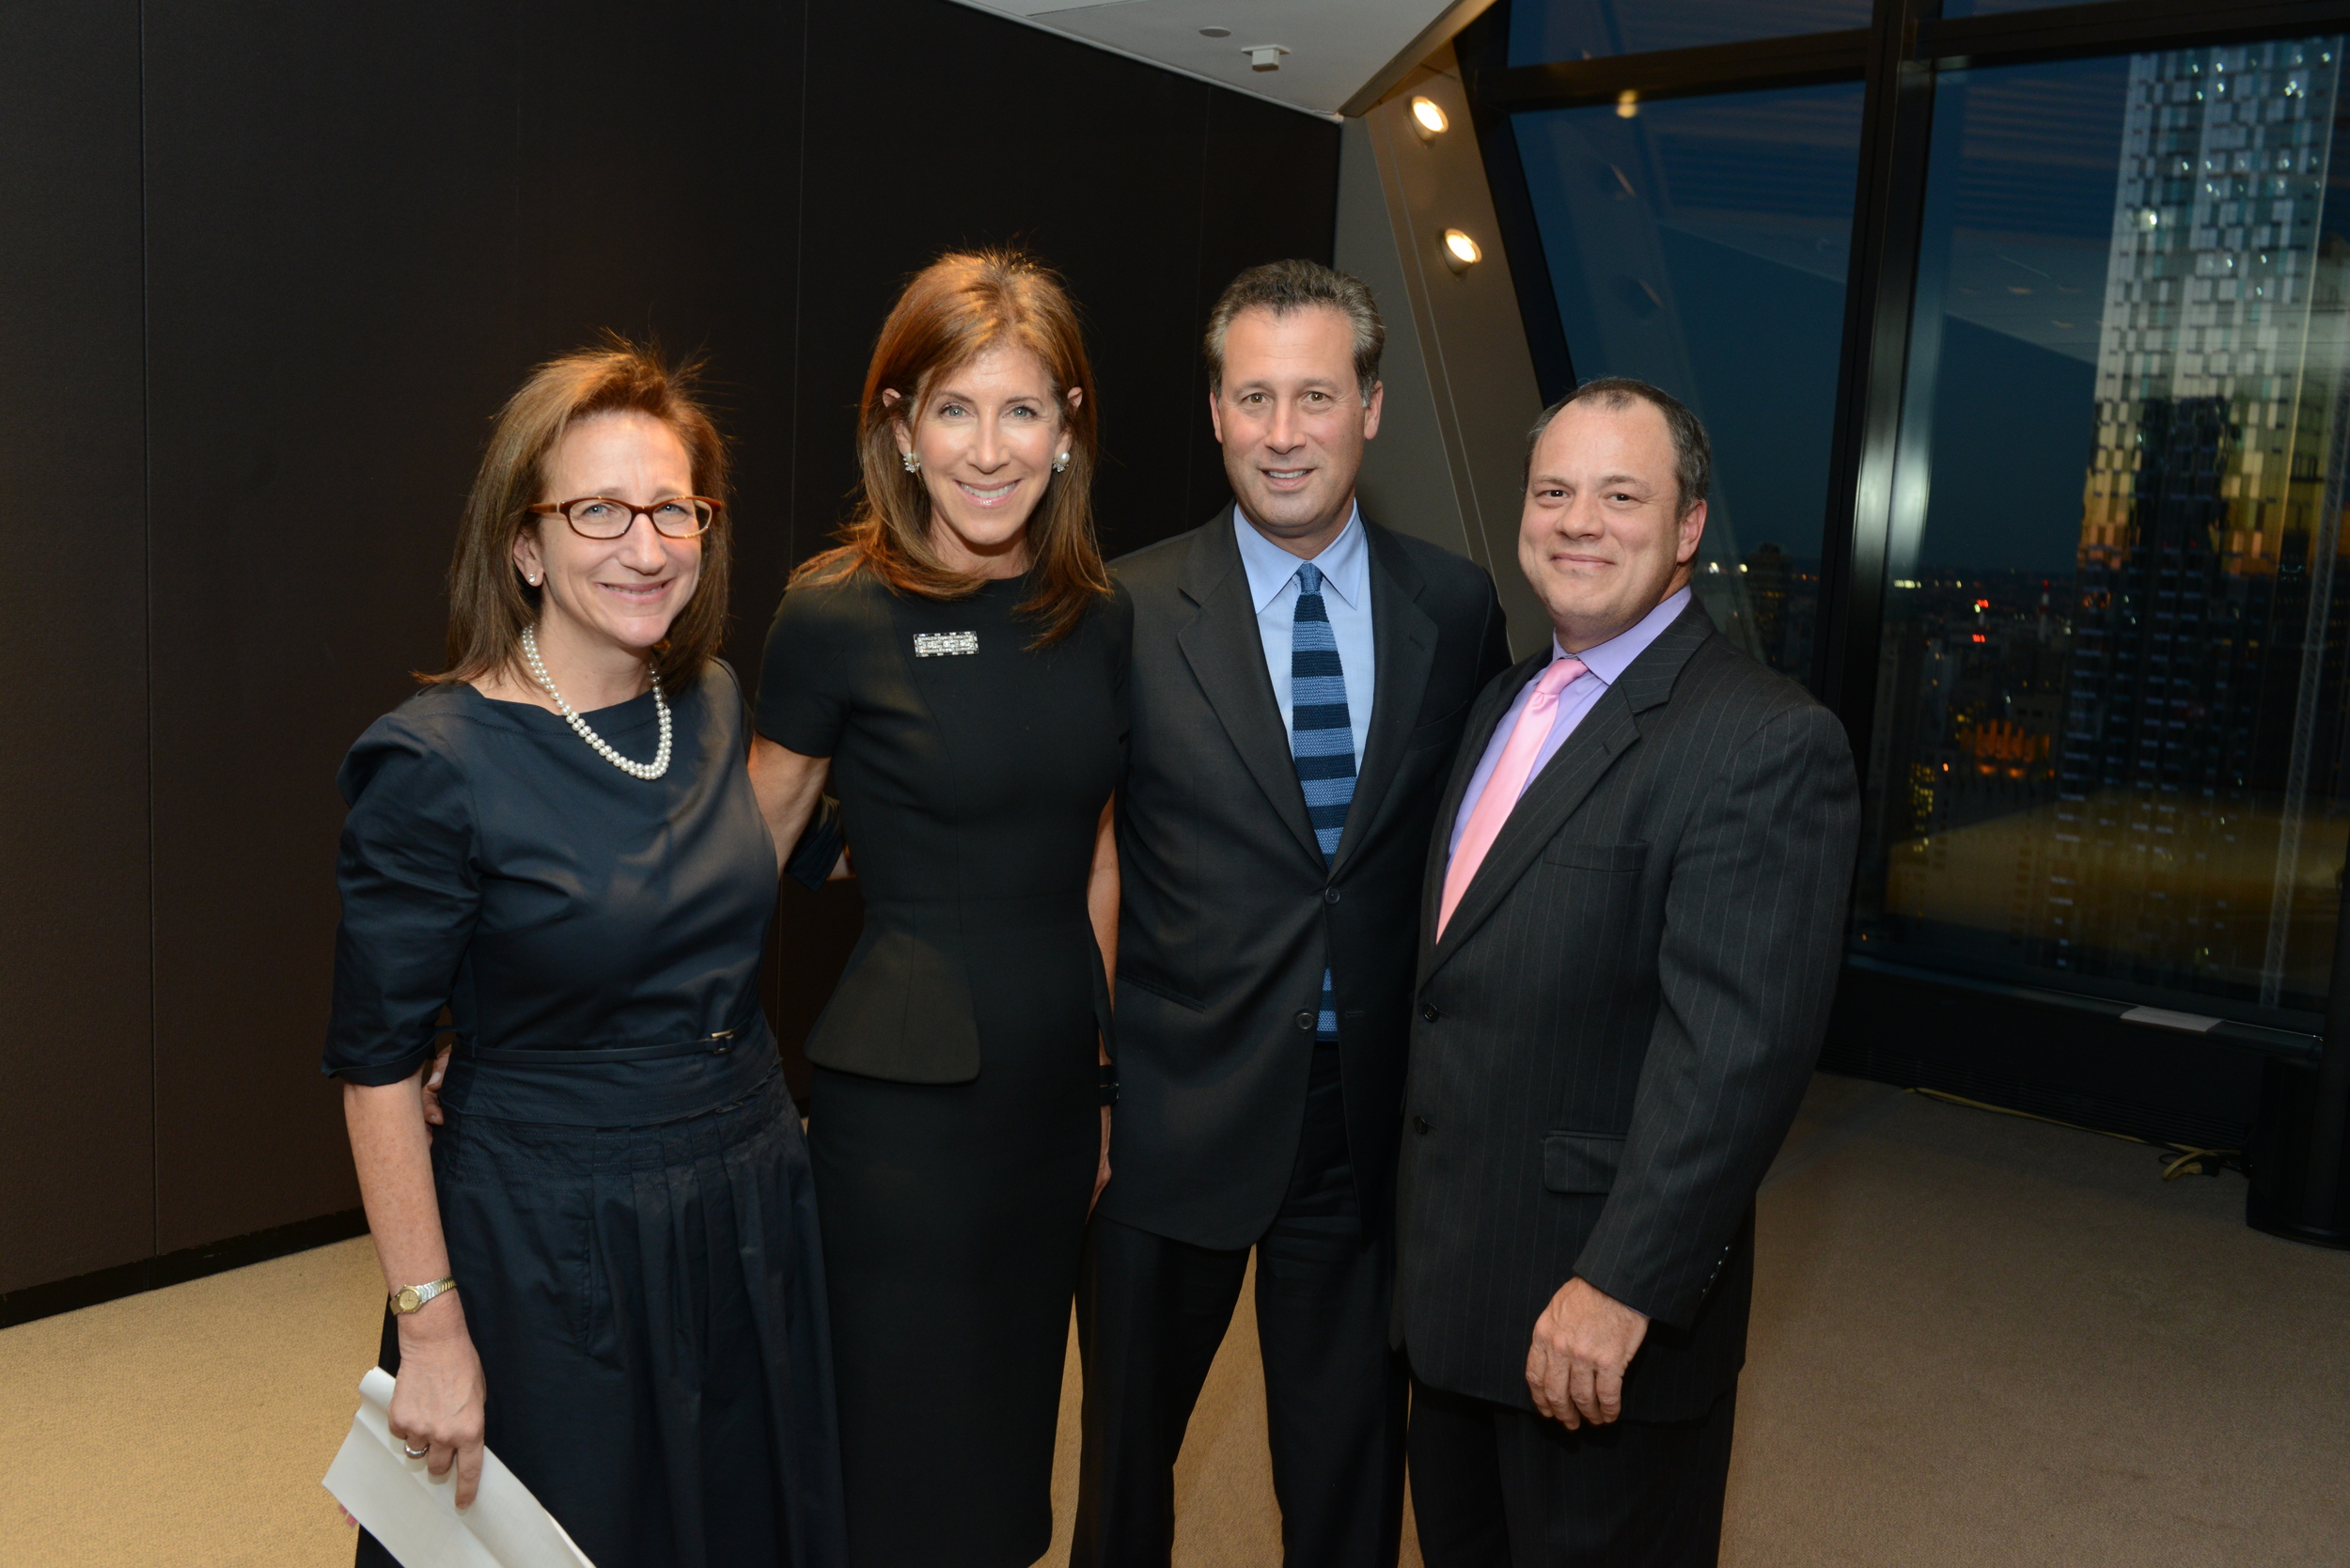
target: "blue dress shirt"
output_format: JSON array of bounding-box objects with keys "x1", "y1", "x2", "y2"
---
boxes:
[
  {"x1": 1446, "y1": 587, "x2": 1692, "y2": 862},
  {"x1": 1234, "y1": 505, "x2": 1376, "y2": 771}
]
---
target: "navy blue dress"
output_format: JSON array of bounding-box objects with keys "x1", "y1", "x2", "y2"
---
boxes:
[
  {"x1": 757, "y1": 570, "x2": 1128, "y2": 1568},
  {"x1": 324, "y1": 663, "x2": 847, "y2": 1568}
]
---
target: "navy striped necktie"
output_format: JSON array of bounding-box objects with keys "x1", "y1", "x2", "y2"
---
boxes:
[{"x1": 1291, "y1": 562, "x2": 1355, "y2": 1043}]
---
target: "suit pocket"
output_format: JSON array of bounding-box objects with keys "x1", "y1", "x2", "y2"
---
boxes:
[
  {"x1": 1541, "y1": 839, "x2": 1647, "y2": 873},
  {"x1": 1119, "y1": 966, "x2": 1206, "y2": 1013},
  {"x1": 1543, "y1": 1130, "x2": 1626, "y2": 1194}
]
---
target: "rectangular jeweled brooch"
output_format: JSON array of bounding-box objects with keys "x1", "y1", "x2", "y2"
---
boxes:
[{"x1": 913, "y1": 631, "x2": 979, "y2": 657}]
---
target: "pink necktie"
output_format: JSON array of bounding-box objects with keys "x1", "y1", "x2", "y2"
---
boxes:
[{"x1": 1437, "y1": 657, "x2": 1588, "y2": 940}]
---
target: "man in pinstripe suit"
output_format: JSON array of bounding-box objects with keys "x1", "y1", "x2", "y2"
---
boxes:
[{"x1": 1394, "y1": 378, "x2": 1858, "y2": 1566}]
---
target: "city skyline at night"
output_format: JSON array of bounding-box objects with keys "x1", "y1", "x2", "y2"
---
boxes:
[{"x1": 1863, "y1": 39, "x2": 2350, "y2": 1020}]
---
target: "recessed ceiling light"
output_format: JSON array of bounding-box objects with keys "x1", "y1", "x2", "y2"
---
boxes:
[
  {"x1": 1200, "y1": 26, "x2": 1230, "y2": 38},
  {"x1": 1443, "y1": 228, "x2": 1481, "y2": 274},
  {"x1": 1410, "y1": 96, "x2": 1449, "y2": 138}
]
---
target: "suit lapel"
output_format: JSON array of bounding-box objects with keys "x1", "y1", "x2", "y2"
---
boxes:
[
  {"x1": 1425, "y1": 692, "x2": 1640, "y2": 973},
  {"x1": 1415, "y1": 648, "x2": 1545, "y2": 972},
  {"x1": 1421, "y1": 600, "x2": 1719, "y2": 980},
  {"x1": 1175, "y1": 513, "x2": 1325, "y2": 869},
  {"x1": 1330, "y1": 523, "x2": 1435, "y2": 878}
]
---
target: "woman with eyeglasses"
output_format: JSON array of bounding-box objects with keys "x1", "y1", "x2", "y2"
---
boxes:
[{"x1": 326, "y1": 340, "x2": 847, "y2": 1568}]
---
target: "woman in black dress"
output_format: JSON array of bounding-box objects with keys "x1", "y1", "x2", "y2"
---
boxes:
[
  {"x1": 328, "y1": 342, "x2": 847, "y2": 1568},
  {"x1": 749, "y1": 250, "x2": 1127, "y2": 1567}
]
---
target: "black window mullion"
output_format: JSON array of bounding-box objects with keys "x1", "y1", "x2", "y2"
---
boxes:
[
  {"x1": 1813, "y1": 0, "x2": 1940, "y2": 745},
  {"x1": 1922, "y1": 0, "x2": 2350, "y2": 71},
  {"x1": 1478, "y1": 0, "x2": 2350, "y2": 97},
  {"x1": 1455, "y1": 2, "x2": 1576, "y2": 404}
]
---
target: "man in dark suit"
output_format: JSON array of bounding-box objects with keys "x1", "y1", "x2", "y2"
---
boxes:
[
  {"x1": 1395, "y1": 378, "x2": 1858, "y2": 1566},
  {"x1": 1074, "y1": 260, "x2": 1513, "y2": 1566}
]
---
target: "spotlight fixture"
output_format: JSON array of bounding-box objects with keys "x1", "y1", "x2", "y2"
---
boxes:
[
  {"x1": 1442, "y1": 228, "x2": 1481, "y2": 275},
  {"x1": 1246, "y1": 44, "x2": 1288, "y2": 71},
  {"x1": 1199, "y1": 26, "x2": 1230, "y2": 38},
  {"x1": 1616, "y1": 88, "x2": 1639, "y2": 118},
  {"x1": 1409, "y1": 96, "x2": 1449, "y2": 140}
]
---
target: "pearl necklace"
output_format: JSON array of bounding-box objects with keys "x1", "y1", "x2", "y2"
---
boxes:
[{"x1": 520, "y1": 624, "x2": 671, "y2": 779}]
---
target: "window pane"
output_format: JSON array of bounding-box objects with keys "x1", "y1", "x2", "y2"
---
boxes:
[
  {"x1": 1512, "y1": 85, "x2": 1865, "y2": 685},
  {"x1": 1855, "y1": 40, "x2": 2350, "y2": 1025},
  {"x1": 1508, "y1": 0, "x2": 1868, "y2": 65}
]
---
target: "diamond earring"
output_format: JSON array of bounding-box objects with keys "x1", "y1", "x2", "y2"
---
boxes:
[
  {"x1": 1053, "y1": 451, "x2": 1071, "y2": 473},
  {"x1": 901, "y1": 450, "x2": 921, "y2": 473}
]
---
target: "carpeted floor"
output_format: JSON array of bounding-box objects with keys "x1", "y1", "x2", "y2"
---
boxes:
[{"x1": 1, "y1": 1074, "x2": 2342, "y2": 1566}]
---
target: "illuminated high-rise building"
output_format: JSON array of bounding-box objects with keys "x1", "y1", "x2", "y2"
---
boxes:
[
  {"x1": 1879, "y1": 39, "x2": 2350, "y2": 1012},
  {"x1": 2080, "y1": 41, "x2": 2346, "y2": 564},
  {"x1": 2060, "y1": 39, "x2": 2350, "y2": 1006}
]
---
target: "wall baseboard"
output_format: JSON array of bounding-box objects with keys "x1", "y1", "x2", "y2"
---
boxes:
[
  {"x1": 0, "y1": 1209, "x2": 368, "y2": 1330},
  {"x1": 1825, "y1": 964, "x2": 2264, "y2": 1153}
]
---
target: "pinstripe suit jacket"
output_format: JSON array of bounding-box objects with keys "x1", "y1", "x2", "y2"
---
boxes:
[{"x1": 1392, "y1": 600, "x2": 1857, "y2": 1421}]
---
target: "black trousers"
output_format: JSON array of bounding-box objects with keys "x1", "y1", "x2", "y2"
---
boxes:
[
  {"x1": 1406, "y1": 1376, "x2": 1736, "y2": 1568},
  {"x1": 1073, "y1": 1044, "x2": 1407, "y2": 1567}
]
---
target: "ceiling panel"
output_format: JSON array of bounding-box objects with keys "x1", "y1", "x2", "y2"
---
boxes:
[{"x1": 948, "y1": 0, "x2": 1484, "y2": 117}]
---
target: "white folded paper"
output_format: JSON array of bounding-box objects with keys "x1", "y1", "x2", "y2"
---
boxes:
[{"x1": 322, "y1": 1367, "x2": 597, "y2": 1568}]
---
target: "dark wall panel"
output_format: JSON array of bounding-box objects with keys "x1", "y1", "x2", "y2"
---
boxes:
[
  {"x1": 0, "y1": 1, "x2": 153, "y2": 1294},
  {"x1": 141, "y1": 2, "x2": 531, "y2": 1251},
  {"x1": 514, "y1": 0, "x2": 807, "y2": 682},
  {"x1": 140, "y1": 1, "x2": 807, "y2": 1253}
]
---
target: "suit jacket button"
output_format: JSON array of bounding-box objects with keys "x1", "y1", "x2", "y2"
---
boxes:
[
  {"x1": 1324, "y1": 887, "x2": 1341, "y2": 904},
  {"x1": 1414, "y1": 1116, "x2": 1433, "y2": 1134},
  {"x1": 1420, "y1": 1004, "x2": 1439, "y2": 1023},
  {"x1": 1295, "y1": 1011, "x2": 1315, "y2": 1030}
]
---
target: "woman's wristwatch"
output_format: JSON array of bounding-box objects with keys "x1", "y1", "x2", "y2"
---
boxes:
[
  {"x1": 389, "y1": 1277, "x2": 459, "y2": 1315},
  {"x1": 1099, "y1": 1063, "x2": 1119, "y2": 1107}
]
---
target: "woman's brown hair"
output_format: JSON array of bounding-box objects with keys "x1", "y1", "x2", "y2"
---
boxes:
[
  {"x1": 794, "y1": 248, "x2": 1109, "y2": 644},
  {"x1": 425, "y1": 336, "x2": 731, "y2": 690}
]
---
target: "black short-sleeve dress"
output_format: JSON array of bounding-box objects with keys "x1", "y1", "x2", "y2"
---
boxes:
[
  {"x1": 758, "y1": 568, "x2": 1129, "y2": 1568},
  {"x1": 325, "y1": 664, "x2": 847, "y2": 1568}
]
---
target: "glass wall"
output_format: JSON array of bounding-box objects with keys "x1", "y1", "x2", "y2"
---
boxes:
[
  {"x1": 1488, "y1": 3, "x2": 2350, "y2": 1037},
  {"x1": 1511, "y1": 85, "x2": 1866, "y2": 685},
  {"x1": 1853, "y1": 39, "x2": 2350, "y2": 1023}
]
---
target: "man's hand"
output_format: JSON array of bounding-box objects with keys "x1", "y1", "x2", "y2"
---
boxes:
[
  {"x1": 419, "y1": 1043, "x2": 453, "y2": 1129},
  {"x1": 1526, "y1": 1276, "x2": 1649, "y2": 1430}
]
